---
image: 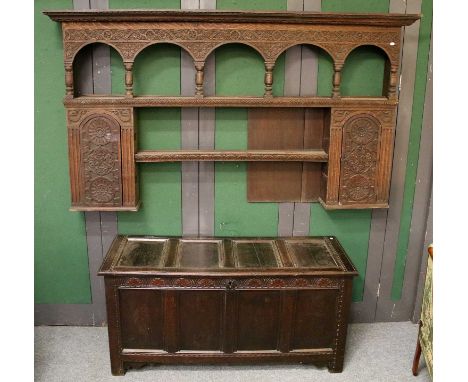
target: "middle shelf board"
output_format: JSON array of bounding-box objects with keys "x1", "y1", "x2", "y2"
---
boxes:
[
  {"x1": 65, "y1": 96, "x2": 397, "y2": 108},
  {"x1": 135, "y1": 150, "x2": 328, "y2": 163}
]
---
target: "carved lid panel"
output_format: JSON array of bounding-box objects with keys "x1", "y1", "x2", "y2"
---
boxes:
[{"x1": 102, "y1": 236, "x2": 357, "y2": 275}]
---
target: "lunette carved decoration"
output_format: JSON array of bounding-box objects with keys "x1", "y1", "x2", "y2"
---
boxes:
[
  {"x1": 43, "y1": 9, "x2": 419, "y2": 98},
  {"x1": 61, "y1": 24, "x2": 401, "y2": 64}
]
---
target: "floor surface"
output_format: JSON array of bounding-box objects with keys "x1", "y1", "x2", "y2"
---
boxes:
[{"x1": 35, "y1": 322, "x2": 430, "y2": 382}]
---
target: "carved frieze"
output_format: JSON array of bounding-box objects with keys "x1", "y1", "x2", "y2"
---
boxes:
[
  {"x1": 119, "y1": 276, "x2": 342, "y2": 290},
  {"x1": 62, "y1": 22, "x2": 401, "y2": 64}
]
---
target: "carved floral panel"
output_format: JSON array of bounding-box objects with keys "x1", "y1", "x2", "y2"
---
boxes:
[
  {"x1": 339, "y1": 114, "x2": 381, "y2": 204},
  {"x1": 80, "y1": 114, "x2": 122, "y2": 206}
]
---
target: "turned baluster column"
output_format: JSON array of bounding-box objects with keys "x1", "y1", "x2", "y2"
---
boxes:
[
  {"x1": 332, "y1": 62, "x2": 343, "y2": 97},
  {"x1": 195, "y1": 61, "x2": 205, "y2": 97},
  {"x1": 65, "y1": 63, "x2": 74, "y2": 97},
  {"x1": 388, "y1": 65, "x2": 398, "y2": 100},
  {"x1": 264, "y1": 62, "x2": 275, "y2": 97},
  {"x1": 124, "y1": 62, "x2": 134, "y2": 97}
]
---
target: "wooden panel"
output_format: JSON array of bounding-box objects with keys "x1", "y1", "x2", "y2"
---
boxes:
[
  {"x1": 291, "y1": 289, "x2": 338, "y2": 350},
  {"x1": 177, "y1": 240, "x2": 222, "y2": 268},
  {"x1": 163, "y1": 290, "x2": 179, "y2": 353},
  {"x1": 339, "y1": 114, "x2": 381, "y2": 205},
  {"x1": 248, "y1": 108, "x2": 329, "y2": 202},
  {"x1": 120, "y1": 110, "x2": 138, "y2": 208},
  {"x1": 79, "y1": 113, "x2": 122, "y2": 207},
  {"x1": 248, "y1": 108, "x2": 304, "y2": 201},
  {"x1": 285, "y1": 239, "x2": 339, "y2": 269},
  {"x1": 178, "y1": 291, "x2": 224, "y2": 350},
  {"x1": 117, "y1": 239, "x2": 169, "y2": 267},
  {"x1": 119, "y1": 289, "x2": 164, "y2": 350},
  {"x1": 236, "y1": 291, "x2": 281, "y2": 351},
  {"x1": 232, "y1": 240, "x2": 281, "y2": 268},
  {"x1": 302, "y1": 108, "x2": 328, "y2": 201}
]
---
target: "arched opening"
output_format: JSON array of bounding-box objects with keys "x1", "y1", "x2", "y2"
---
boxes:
[
  {"x1": 341, "y1": 45, "x2": 390, "y2": 97},
  {"x1": 133, "y1": 43, "x2": 188, "y2": 96},
  {"x1": 277, "y1": 44, "x2": 334, "y2": 97},
  {"x1": 73, "y1": 42, "x2": 125, "y2": 97},
  {"x1": 212, "y1": 43, "x2": 272, "y2": 96}
]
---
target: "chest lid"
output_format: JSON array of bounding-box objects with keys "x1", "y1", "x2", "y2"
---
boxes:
[{"x1": 99, "y1": 236, "x2": 357, "y2": 276}]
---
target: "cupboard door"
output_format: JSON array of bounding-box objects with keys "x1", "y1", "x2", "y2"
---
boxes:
[
  {"x1": 290, "y1": 289, "x2": 338, "y2": 350},
  {"x1": 119, "y1": 289, "x2": 164, "y2": 350},
  {"x1": 178, "y1": 291, "x2": 224, "y2": 351},
  {"x1": 235, "y1": 290, "x2": 281, "y2": 351}
]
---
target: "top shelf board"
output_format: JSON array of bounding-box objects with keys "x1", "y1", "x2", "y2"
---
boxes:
[{"x1": 44, "y1": 9, "x2": 419, "y2": 27}]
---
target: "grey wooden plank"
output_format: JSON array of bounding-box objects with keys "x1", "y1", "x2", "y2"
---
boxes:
[
  {"x1": 198, "y1": 0, "x2": 216, "y2": 236},
  {"x1": 300, "y1": 0, "x2": 321, "y2": 96},
  {"x1": 181, "y1": 0, "x2": 201, "y2": 237},
  {"x1": 35, "y1": 304, "x2": 96, "y2": 326},
  {"x1": 358, "y1": 0, "x2": 407, "y2": 324},
  {"x1": 200, "y1": 0, "x2": 216, "y2": 8},
  {"x1": 284, "y1": 45, "x2": 302, "y2": 96},
  {"x1": 299, "y1": 46, "x2": 318, "y2": 97},
  {"x1": 278, "y1": 203, "x2": 294, "y2": 237},
  {"x1": 412, "y1": 188, "x2": 432, "y2": 323},
  {"x1": 287, "y1": 0, "x2": 303, "y2": 10},
  {"x1": 182, "y1": 160, "x2": 200, "y2": 236},
  {"x1": 352, "y1": 209, "x2": 388, "y2": 322},
  {"x1": 90, "y1": 0, "x2": 107, "y2": 9},
  {"x1": 292, "y1": 0, "x2": 320, "y2": 236},
  {"x1": 181, "y1": 0, "x2": 199, "y2": 10},
  {"x1": 92, "y1": 0, "x2": 113, "y2": 326},
  {"x1": 375, "y1": 0, "x2": 423, "y2": 321},
  {"x1": 303, "y1": 0, "x2": 321, "y2": 11},
  {"x1": 84, "y1": 212, "x2": 107, "y2": 325},
  {"x1": 279, "y1": 1, "x2": 303, "y2": 237},
  {"x1": 100, "y1": 213, "x2": 118, "y2": 256},
  {"x1": 292, "y1": 203, "x2": 310, "y2": 236},
  {"x1": 73, "y1": 0, "x2": 90, "y2": 10},
  {"x1": 399, "y1": 34, "x2": 432, "y2": 321},
  {"x1": 91, "y1": 44, "x2": 111, "y2": 94},
  {"x1": 180, "y1": 106, "x2": 199, "y2": 237}
]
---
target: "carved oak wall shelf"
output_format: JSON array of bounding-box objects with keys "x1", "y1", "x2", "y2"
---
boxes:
[{"x1": 45, "y1": 9, "x2": 419, "y2": 211}]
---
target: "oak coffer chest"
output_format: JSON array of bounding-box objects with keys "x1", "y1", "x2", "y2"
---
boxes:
[{"x1": 99, "y1": 236, "x2": 357, "y2": 375}]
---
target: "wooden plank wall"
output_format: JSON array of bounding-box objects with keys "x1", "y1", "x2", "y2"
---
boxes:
[{"x1": 35, "y1": 0, "x2": 433, "y2": 325}]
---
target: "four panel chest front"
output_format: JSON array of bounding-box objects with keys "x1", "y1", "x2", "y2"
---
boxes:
[{"x1": 99, "y1": 235, "x2": 357, "y2": 375}]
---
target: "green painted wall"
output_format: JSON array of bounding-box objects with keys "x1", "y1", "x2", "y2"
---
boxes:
[
  {"x1": 35, "y1": 0, "x2": 91, "y2": 304},
  {"x1": 391, "y1": 0, "x2": 433, "y2": 300}
]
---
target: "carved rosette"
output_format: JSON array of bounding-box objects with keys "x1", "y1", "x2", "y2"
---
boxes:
[
  {"x1": 338, "y1": 114, "x2": 381, "y2": 204},
  {"x1": 80, "y1": 114, "x2": 122, "y2": 206}
]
